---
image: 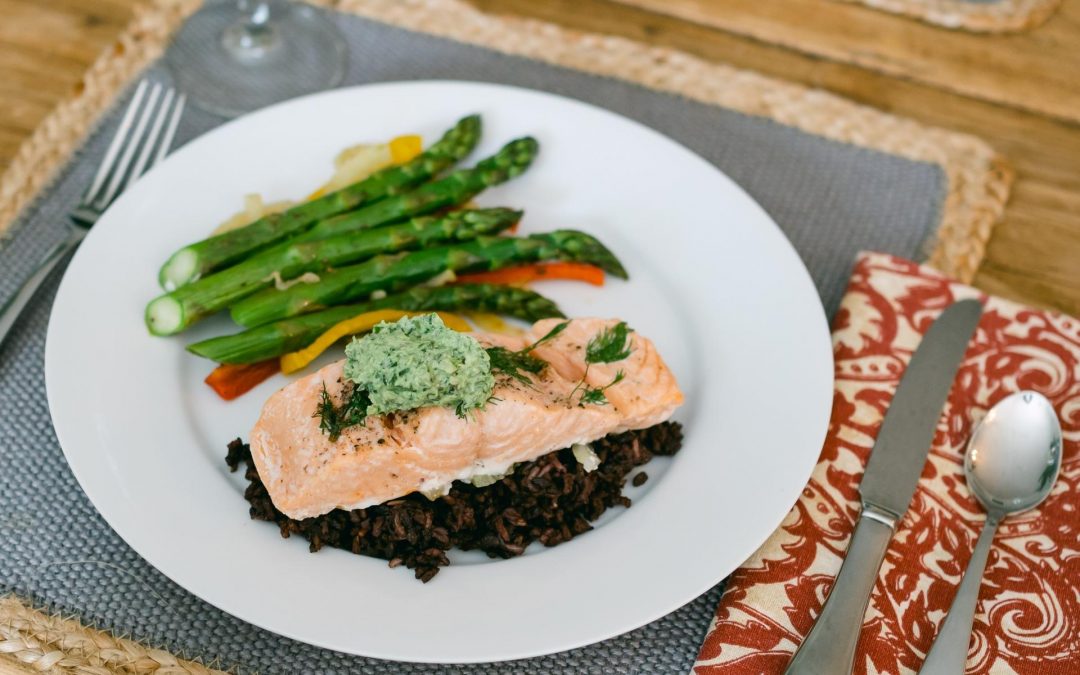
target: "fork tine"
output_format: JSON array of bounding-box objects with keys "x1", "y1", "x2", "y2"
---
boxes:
[
  {"x1": 83, "y1": 80, "x2": 148, "y2": 205},
  {"x1": 123, "y1": 88, "x2": 177, "y2": 191},
  {"x1": 153, "y1": 94, "x2": 186, "y2": 168},
  {"x1": 94, "y1": 82, "x2": 162, "y2": 209}
]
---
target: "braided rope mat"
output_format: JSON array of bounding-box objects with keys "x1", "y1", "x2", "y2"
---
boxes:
[
  {"x1": 0, "y1": 596, "x2": 220, "y2": 674},
  {"x1": 0, "y1": 0, "x2": 1013, "y2": 672},
  {"x1": 833, "y1": 0, "x2": 1062, "y2": 33}
]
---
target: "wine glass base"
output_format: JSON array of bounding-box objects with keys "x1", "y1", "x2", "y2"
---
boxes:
[{"x1": 166, "y1": 1, "x2": 347, "y2": 117}]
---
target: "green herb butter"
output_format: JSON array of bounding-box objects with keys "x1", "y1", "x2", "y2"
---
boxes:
[{"x1": 343, "y1": 313, "x2": 493, "y2": 417}]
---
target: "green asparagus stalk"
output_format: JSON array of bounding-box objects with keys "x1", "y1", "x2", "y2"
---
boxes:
[
  {"x1": 145, "y1": 209, "x2": 522, "y2": 336},
  {"x1": 230, "y1": 231, "x2": 627, "y2": 328},
  {"x1": 187, "y1": 284, "x2": 565, "y2": 364},
  {"x1": 290, "y1": 136, "x2": 539, "y2": 243},
  {"x1": 157, "y1": 115, "x2": 482, "y2": 290}
]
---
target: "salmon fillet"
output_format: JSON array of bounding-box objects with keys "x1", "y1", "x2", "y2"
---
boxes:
[{"x1": 249, "y1": 318, "x2": 684, "y2": 519}]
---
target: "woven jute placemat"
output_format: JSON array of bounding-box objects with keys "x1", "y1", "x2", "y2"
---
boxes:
[
  {"x1": 833, "y1": 0, "x2": 1063, "y2": 32},
  {"x1": 0, "y1": 0, "x2": 1012, "y2": 672}
]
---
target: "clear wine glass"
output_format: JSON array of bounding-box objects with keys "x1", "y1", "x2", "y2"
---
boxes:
[{"x1": 166, "y1": 0, "x2": 347, "y2": 117}]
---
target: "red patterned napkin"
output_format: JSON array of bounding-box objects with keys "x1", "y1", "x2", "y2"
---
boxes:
[{"x1": 694, "y1": 252, "x2": 1079, "y2": 674}]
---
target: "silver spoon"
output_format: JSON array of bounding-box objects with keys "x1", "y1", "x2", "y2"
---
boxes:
[{"x1": 919, "y1": 390, "x2": 1062, "y2": 674}]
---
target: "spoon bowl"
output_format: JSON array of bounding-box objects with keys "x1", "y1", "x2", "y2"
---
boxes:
[
  {"x1": 919, "y1": 390, "x2": 1062, "y2": 674},
  {"x1": 965, "y1": 390, "x2": 1063, "y2": 517}
]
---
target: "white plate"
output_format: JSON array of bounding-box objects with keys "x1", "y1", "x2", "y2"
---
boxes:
[{"x1": 46, "y1": 81, "x2": 832, "y2": 663}]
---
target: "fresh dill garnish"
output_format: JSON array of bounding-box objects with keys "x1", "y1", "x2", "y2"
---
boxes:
[
  {"x1": 578, "y1": 370, "x2": 625, "y2": 405},
  {"x1": 528, "y1": 320, "x2": 569, "y2": 350},
  {"x1": 315, "y1": 384, "x2": 338, "y2": 438},
  {"x1": 340, "y1": 383, "x2": 370, "y2": 426},
  {"x1": 455, "y1": 399, "x2": 482, "y2": 419},
  {"x1": 486, "y1": 346, "x2": 546, "y2": 385},
  {"x1": 486, "y1": 321, "x2": 569, "y2": 386},
  {"x1": 485, "y1": 319, "x2": 631, "y2": 404},
  {"x1": 313, "y1": 382, "x2": 371, "y2": 441},
  {"x1": 573, "y1": 322, "x2": 633, "y2": 406},
  {"x1": 585, "y1": 321, "x2": 632, "y2": 364}
]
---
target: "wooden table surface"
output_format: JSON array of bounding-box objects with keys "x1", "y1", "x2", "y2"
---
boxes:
[{"x1": 2, "y1": 0, "x2": 1078, "y2": 315}]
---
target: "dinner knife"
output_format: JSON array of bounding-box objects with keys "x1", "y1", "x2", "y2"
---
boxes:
[{"x1": 784, "y1": 298, "x2": 983, "y2": 675}]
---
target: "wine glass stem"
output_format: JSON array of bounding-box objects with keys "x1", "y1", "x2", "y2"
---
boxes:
[{"x1": 224, "y1": 0, "x2": 280, "y2": 61}]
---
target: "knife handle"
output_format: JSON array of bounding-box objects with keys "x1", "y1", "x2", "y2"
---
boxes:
[{"x1": 784, "y1": 509, "x2": 895, "y2": 675}]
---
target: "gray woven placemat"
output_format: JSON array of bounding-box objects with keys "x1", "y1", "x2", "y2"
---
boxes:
[{"x1": 0, "y1": 6, "x2": 945, "y2": 674}]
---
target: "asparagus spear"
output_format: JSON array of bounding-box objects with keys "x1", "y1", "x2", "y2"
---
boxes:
[
  {"x1": 157, "y1": 115, "x2": 482, "y2": 290},
  {"x1": 290, "y1": 136, "x2": 539, "y2": 243},
  {"x1": 145, "y1": 209, "x2": 522, "y2": 336},
  {"x1": 187, "y1": 284, "x2": 565, "y2": 364},
  {"x1": 230, "y1": 231, "x2": 627, "y2": 328}
]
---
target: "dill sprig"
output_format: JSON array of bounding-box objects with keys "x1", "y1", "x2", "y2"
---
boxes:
[
  {"x1": 574, "y1": 322, "x2": 633, "y2": 406},
  {"x1": 578, "y1": 370, "x2": 625, "y2": 405},
  {"x1": 314, "y1": 382, "x2": 372, "y2": 441},
  {"x1": 585, "y1": 321, "x2": 632, "y2": 364},
  {"x1": 486, "y1": 346, "x2": 546, "y2": 385},
  {"x1": 529, "y1": 320, "x2": 570, "y2": 350},
  {"x1": 314, "y1": 385, "x2": 338, "y2": 438},
  {"x1": 487, "y1": 321, "x2": 569, "y2": 385}
]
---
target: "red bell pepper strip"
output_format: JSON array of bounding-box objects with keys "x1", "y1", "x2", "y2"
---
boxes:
[
  {"x1": 454, "y1": 262, "x2": 605, "y2": 287},
  {"x1": 205, "y1": 359, "x2": 280, "y2": 401}
]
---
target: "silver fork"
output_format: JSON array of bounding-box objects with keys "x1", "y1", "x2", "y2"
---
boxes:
[{"x1": 0, "y1": 80, "x2": 186, "y2": 350}]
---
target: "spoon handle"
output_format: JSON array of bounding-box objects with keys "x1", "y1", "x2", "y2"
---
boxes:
[{"x1": 919, "y1": 515, "x2": 1000, "y2": 674}]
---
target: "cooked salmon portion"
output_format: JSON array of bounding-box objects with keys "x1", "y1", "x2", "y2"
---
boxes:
[{"x1": 249, "y1": 318, "x2": 684, "y2": 519}]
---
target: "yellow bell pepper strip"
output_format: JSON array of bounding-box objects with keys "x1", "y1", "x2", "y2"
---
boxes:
[
  {"x1": 307, "y1": 135, "x2": 425, "y2": 201},
  {"x1": 279, "y1": 309, "x2": 471, "y2": 374},
  {"x1": 465, "y1": 311, "x2": 521, "y2": 335},
  {"x1": 389, "y1": 135, "x2": 423, "y2": 163}
]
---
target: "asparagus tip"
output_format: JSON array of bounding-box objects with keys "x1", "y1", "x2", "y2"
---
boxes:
[
  {"x1": 159, "y1": 248, "x2": 199, "y2": 291},
  {"x1": 543, "y1": 230, "x2": 629, "y2": 280}
]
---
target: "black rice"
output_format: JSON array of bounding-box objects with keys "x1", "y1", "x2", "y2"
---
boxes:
[{"x1": 226, "y1": 421, "x2": 682, "y2": 582}]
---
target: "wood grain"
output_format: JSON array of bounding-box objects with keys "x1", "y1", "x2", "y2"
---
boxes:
[
  {"x1": 609, "y1": 0, "x2": 1080, "y2": 125},
  {"x1": 1, "y1": 0, "x2": 1078, "y2": 317},
  {"x1": 0, "y1": 0, "x2": 136, "y2": 165}
]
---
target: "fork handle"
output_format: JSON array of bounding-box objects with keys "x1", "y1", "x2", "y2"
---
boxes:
[{"x1": 0, "y1": 229, "x2": 84, "y2": 350}]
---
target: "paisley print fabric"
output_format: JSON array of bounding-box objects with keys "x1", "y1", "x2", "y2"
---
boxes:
[{"x1": 694, "y1": 252, "x2": 1080, "y2": 674}]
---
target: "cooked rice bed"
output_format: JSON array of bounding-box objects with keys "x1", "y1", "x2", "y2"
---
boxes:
[{"x1": 226, "y1": 422, "x2": 682, "y2": 581}]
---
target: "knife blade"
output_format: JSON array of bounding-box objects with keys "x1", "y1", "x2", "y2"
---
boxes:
[
  {"x1": 784, "y1": 298, "x2": 983, "y2": 675},
  {"x1": 859, "y1": 298, "x2": 983, "y2": 520}
]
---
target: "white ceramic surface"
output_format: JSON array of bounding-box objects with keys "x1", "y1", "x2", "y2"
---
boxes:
[{"x1": 45, "y1": 81, "x2": 833, "y2": 663}]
